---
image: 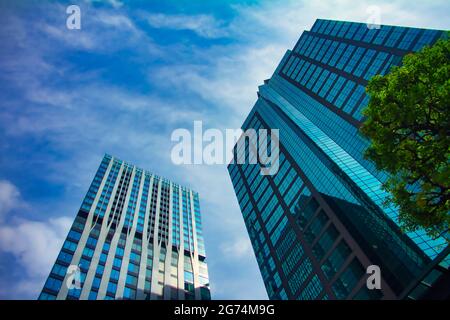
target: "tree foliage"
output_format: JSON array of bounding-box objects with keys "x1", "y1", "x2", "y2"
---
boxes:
[{"x1": 360, "y1": 35, "x2": 450, "y2": 240}]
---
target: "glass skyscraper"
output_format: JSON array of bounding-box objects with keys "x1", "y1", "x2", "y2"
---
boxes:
[
  {"x1": 39, "y1": 154, "x2": 210, "y2": 300},
  {"x1": 228, "y1": 19, "x2": 449, "y2": 299}
]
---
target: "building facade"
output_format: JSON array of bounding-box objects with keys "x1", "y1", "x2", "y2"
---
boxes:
[
  {"x1": 228, "y1": 19, "x2": 449, "y2": 299},
  {"x1": 39, "y1": 154, "x2": 210, "y2": 300}
]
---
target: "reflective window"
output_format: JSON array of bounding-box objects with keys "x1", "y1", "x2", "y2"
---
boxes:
[{"x1": 332, "y1": 258, "x2": 365, "y2": 299}]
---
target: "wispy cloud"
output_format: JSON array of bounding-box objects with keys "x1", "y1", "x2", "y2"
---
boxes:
[
  {"x1": 146, "y1": 13, "x2": 228, "y2": 39},
  {"x1": 86, "y1": 0, "x2": 124, "y2": 9},
  {"x1": 150, "y1": 44, "x2": 283, "y2": 126},
  {"x1": 0, "y1": 215, "x2": 72, "y2": 299},
  {"x1": 220, "y1": 236, "x2": 253, "y2": 259},
  {"x1": 0, "y1": 180, "x2": 72, "y2": 299},
  {"x1": 0, "y1": 180, "x2": 22, "y2": 221}
]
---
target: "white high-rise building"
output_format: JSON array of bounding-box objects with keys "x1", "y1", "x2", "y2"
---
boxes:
[{"x1": 39, "y1": 154, "x2": 210, "y2": 300}]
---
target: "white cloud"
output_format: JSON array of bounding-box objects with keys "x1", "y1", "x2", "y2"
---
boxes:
[
  {"x1": 0, "y1": 217, "x2": 71, "y2": 277},
  {"x1": 220, "y1": 236, "x2": 253, "y2": 259},
  {"x1": 150, "y1": 43, "x2": 284, "y2": 127},
  {"x1": 0, "y1": 214, "x2": 72, "y2": 299},
  {"x1": 86, "y1": 0, "x2": 124, "y2": 9},
  {"x1": 0, "y1": 180, "x2": 22, "y2": 221},
  {"x1": 147, "y1": 13, "x2": 228, "y2": 39},
  {"x1": 107, "y1": 0, "x2": 123, "y2": 8},
  {"x1": 41, "y1": 23, "x2": 97, "y2": 50},
  {"x1": 95, "y1": 12, "x2": 138, "y2": 31},
  {"x1": 36, "y1": 4, "x2": 160, "y2": 56}
]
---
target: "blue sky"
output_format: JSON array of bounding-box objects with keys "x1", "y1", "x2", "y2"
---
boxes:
[{"x1": 0, "y1": 0, "x2": 449, "y2": 299}]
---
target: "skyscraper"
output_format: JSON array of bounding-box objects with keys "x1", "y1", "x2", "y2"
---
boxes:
[
  {"x1": 39, "y1": 154, "x2": 210, "y2": 300},
  {"x1": 228, "y1": 19, "x2": 449, "y2": 300}
]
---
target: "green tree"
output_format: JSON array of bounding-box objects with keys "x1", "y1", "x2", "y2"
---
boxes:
[{"x1": 360, "y1": 35, "x2": 450, "y2": 240}]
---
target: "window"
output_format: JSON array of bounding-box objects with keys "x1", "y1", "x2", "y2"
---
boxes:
[
  {"x1": 200, "y1": 287, "x2": 211, "y2": 300},
  {"x1": 343, "y1": 85, "x2": 364, "y2": 114},
  {"x1": 270, "y1": 216, "x2": 288, "y2": 245},
  {"x1": 294, "y1": 194, "x2": 318, "y2": 230},
  {"x1": 132, "y1": 241, "x2": 142, "y2": 252},
  {"x1": 289, "y1": 258, "x2": 312, "y2": 295},
  {"x1": 344, "y1": 47, "x2": 366, "y2": 73},
  {"x1": 318, "y1": 73, "x2": 337, "y2": 98},
  {"x1": 107, "y1": 281, "x2": 117, "y2": 294},
  {"x1": 326, "y1": 76, "x2": 346, "y2": 103},
  {"x1": 354, "y1": 286, "x2": 382, "y2": 300},
  {"x1": 115, "y1": 247, "x2": 124, "y2": 257},
  {"x1": 354, "y1": 49, "x2": 376, "y2": 77},
  {"x1": 311, "y1": 20, "x2": 322, "y2": 33},
  {"x1": 266, "y1": 205, "x2": 284, "y2": 234},
  {"x1": 373, "y1": 26, "x2": 392, "y2": 45},
  {"x1": 44, "y1": 277, "x2": 62, "y2": 292},
  {"x1": 67, "y1": 288, "x2": 81, "y2": 299},
  {"x1": 282, "y1": 56, "x2": 296, "y2": 74},
  {"x1": 352, "y1": 24, "x2": 367, "y2": 41},
  {"x1": 128, "y1": 262, "x2": 139, "y2": 274},
  {"x1": 384, "y1": 27, "x2": 404, "y2": 47},
  {"x1": 335, "y1": 45, "x2": 355, "y2": 70},
  {"x1": 86, "y1": 236, "x2": 98, "y2": 248},
  {"x1": 287, "y1": 58, "x2": 300, "y2": 77},
  {"x1": 103, "y1": 242, "x2": 111, "y2": 252},
  {"x1": 96, "y1": 264, "x2": 104, "y2": 275},
  {"x1": 130, "y1": 252, "x2": 140, "y2": 263},
  {"x1": 113, "y1": 257, "x2": 122, "y2": 268},
  {"x1": 57, "y1": 251, "x2": 73, "y2": 264},
  {"x1": 317, "y1": 20, "x2": 329, "y2": 34},
  {"x1": 110, "y1": 269, "x2": 120, "y2": 280},
  {"x1": 39, "y1": 292, "x2": 56, "y2": 300},
  {"x1": 334, "y1": 81, "x2": 356, "y2": 109},
  {"x1": 82, "y1": 247, "x2": 94, "y2": 258},
  {"x1": 184, "y1": 271, "x2": 194, "y2": 283},
  {"x1": 92, "y1": 276, "x2": 101, "y2": 289},
  {"x1": 51, "y1": 263, "x2": 67, "y2": 277},
  {"x1": 185, "y1": 282, "x2": 195, "y2": 292},
  {"x1": 126, "y1": 274, "x2": 138, "y2": 287},
  {"x1": 88, "y1": 291, "x2": 98, "y2": 300},
  {"x1": 398, "y1": 29, "x2": 420, "y2": 50},
  {"x1": 344, "y1": 23, "x2": 359, "y2": 40},
  {"x1": 279, "y1": 289, "x2": 288, "y2": 300},
  {"x1": 328, "y1": 43, "x2": 347, "y2": 66},
  {"x1": 199, "y1": 275, "x2": 209, "y2": 286},
  {"x1": 332, "y1": 258, "x2": 365, "y2": 299},
  {"x1": 313, "y1": 224, "x2": 339, "y2": 260},
  {"x1": 304, "y1": 210, "x2": 328, "y2": 244},
  {"x1": 423, "y1": 269, "x2": 443, "y2": 286},
  {"x1": 321, "y1": 240, "x2": 351, "y2": 279},
  {"x1": 68, "y1": 230, "x2": 81, "y2": 241},
  {"x1": 364, "y1": 51, "x2": 389, "y2": 80},
  {"x1": 413, "y1": 30, "x2": 439, "y2": 51},
  {"x1": 282, "y1": 243, "x2": 304, "y2": 277},
  {"x1": 363, "y1": 28, "x2": 378, "y2": 43},
  {"x1": 123, "y1": 287, "x2": 136, "y2": 299},
  {"x1": 299, "y1": 274, "x2": 322, "y2": 299},
  {"x1": 79, "y1": 258, "x2": 91, "y2": 271},
  {"x1": 63, "y1": 240, "x2": 77, "y2": 252},
  {"x1": 100, "y1": 253, "x2": 108, "y2": 264}
]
